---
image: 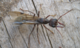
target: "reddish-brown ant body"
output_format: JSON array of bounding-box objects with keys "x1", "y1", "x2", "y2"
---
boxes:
[{"x1": 8, "y1": 8, "x2": 73, "y2": 48}]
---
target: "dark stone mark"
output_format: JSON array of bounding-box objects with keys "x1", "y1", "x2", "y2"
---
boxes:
[
  {"x1": 1, "y1": 28, "x2": 4, "y2": 31},
  {"x1": 59, "y1": 47, "x2": 61, "y2": 48},
  {"x1": 20, "y1": 12, "x2": 24, "y2": 14},
  {"x1": 0, "y1": 17, "x2": 2, "y2": 23},
  {"x1": 79, "y1": 2, "x2": 80, "y2": 4},
  {"x1": 0, "y1": 45, "x2": 2, "y2": 48},
  {"x1": 69, "y1": 0, "x2": 71, "y2": 2}
]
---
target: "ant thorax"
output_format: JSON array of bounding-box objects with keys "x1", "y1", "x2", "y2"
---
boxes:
[{"x1": 37, "y1": 18, "x2": 49, "y2": 24}]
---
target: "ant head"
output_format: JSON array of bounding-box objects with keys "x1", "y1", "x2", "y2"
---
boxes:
[
  {"x1": 49, "y1": 9, "x2": 73, "y2": 28},
  {"x1": 49, "y1": 19, "x2": 58, "y2": 28}
]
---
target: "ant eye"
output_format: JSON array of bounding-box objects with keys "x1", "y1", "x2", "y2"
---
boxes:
[{"x1": 52, "y1": 25, "x2": 56, "y2": 27}]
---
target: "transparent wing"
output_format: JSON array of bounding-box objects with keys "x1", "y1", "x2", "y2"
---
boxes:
[
  {"x1": 8, "y1": 11, "x2": 39, "y2": 22},
  {"x1": 14, "y1": 21, "x2": 39, "y2": 25},
  {"x1": 8, "y1": 11, "x2": 28, "y2": 16}
]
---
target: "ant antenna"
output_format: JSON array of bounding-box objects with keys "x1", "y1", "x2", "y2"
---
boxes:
[
  {"x1": 58, "y1": 9, "x2": 73, "y2": 20},
  {"x1": 56, "y1": 27, "x2": 63, "y2": 37},
  {"x1": 56, "y1": 9, "x2": 73, "y2": 37}
]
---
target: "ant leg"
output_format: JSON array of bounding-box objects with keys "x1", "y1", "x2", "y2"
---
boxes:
[
  {"x1": 33, "y1": 14, "x2": 35, "y2": 18},
  {"x1": 39, "y1": 4, "x2": 56, "y2": 19},
  {"x1": 37, "y1": 11, "x2": 40, "y2": 17},
  {"x1": 37, "y1": 24, "x2": 40, "y2": 44},
  {"x1": 45, "y1": 15, "x2": 50, "y2": 19},
  {"x1": 43, "y1": 24, "x2": 54, "y2": 34},
  {"x1": 28, "y1": 24, "x2": 36, "y2": 48},
  {"x1": 58, "y1": 9, "x2": 73, "y2": 20},
  {"x1": 20, "y1": 8, "x2": 35, "y2": 14},
  {"x1": 20, "y1": 8, "x2": 36, "y2": 18},
  {"x1": 56, "y1": 27, "x2": 63, "y2": 37},
  {"x1": 45, "y1": 14, "x2": 56, "y2": 19},
  {"x1": 58, "y1": 22, "x2": 65, "y2": 27},
  {"x1": 57, "y1": 26, "x2": 64, "y2": 28}
]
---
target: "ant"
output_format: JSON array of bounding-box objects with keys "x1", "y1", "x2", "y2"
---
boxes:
[
  {"x1": 8, "y1": 8, "x2": 73, "y2": 48},
  {"x1": 20, "y1": 8, "x2": 73, "y2": 48}
]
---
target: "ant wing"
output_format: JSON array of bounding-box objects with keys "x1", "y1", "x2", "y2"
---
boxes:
[
  {"x1": 8, "y1": 11, "x2": 39, "y2": 22},
  {"x1": 8, "y1": 11, "x2": 26, "y2": 22},
  {"x1": 8, "y1": 11, "x2": 29, "y2": 17},
  {"x1": 14, "y1": 21, "x2": 39, "y2": 25}
]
